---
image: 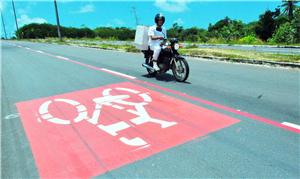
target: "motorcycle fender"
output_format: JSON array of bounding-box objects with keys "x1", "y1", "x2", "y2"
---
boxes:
[{"x1": 175, "y1": 55, "x2": 185, "y2": 60}]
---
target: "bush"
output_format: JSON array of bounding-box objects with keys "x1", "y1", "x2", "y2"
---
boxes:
[
  {"x1": 185, "y1": 44, "x2": 198, "y2": 48},
  {"x1": 16, "y1": 23, "x2": 57, "y2": 39},
  {"x1": 114, "y1": 27, "x2": 135, "y2": 40},
  {"x1": 238, "y1": 35, "x2": 263, "y2": 44},
  {"x1": 206, "y1": 38, "x2": 227, "y2": 44},
  {"x1": 17, "y1": 23, "x2": 95, "y2": 39},
  {"x1": 94, "y1": 27, "x2": 135, "y2": 40},
  {"x1": 94, "y1": 27, "x2": 116, "y2": 39}
]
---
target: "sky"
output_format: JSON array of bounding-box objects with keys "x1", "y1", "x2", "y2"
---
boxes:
[{"x1": 1, "y1": 0, "x2": 283, "y2": 38}]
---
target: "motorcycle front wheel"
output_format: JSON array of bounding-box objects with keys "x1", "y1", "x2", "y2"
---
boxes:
[{"x1": 172, "y1": 57, "x2": 189, "y2": 82}]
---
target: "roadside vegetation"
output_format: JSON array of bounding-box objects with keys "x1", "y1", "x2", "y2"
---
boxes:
[
  {"x1": 25, "y1": 38, "x2": 300, "y2": 63},
  {"x1": 11, "y1": 1, "x2": 300, "y2": 64},
  {"x1": 179, "y1": 48, "x2": 300, "y2": 63}
]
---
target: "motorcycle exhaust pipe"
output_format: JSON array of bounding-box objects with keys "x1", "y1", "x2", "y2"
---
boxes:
[{"x1": 142, "y1": 63, "x2": 155, "y2": 71}]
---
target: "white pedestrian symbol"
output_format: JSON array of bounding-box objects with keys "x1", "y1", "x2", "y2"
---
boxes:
[{"x1": 38, "y1": 87, "x2": 177, "y2": 147}]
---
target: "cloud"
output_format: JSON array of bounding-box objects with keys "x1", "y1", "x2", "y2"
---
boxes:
[
  {"x1": 173, "y1": 18, "x2": 184, "y2": 25},
  {"x1": 154, "y1": 0, "x2": 189, "y2": 13},
  {"x1": 0, "y1": 1, "x2": 5, "y2": 11},
  {"x1": 17, "y1": 2, "x2": 38, "y2": 16},
  {"x1": 104, "y1": 19, "x2": 125, "y2": 27},
  {"x1": 113, "y1": 18, "x2": 125, "y2": 26},
  {"x1": 17, "y1": 15, "x2": 47, "y2": 27},
  {"x1": 76, "y1": 4, "x2": 95, "y2": 13},
  {"x1": 17, "y1": 8, "x2": 28, "y2": 15}
]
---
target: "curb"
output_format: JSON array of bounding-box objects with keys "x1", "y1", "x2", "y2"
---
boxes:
[
  {"x1": 191, "y1": 43, "x2": 300, "y2": 49},
  {"x1": 15, "y1": 40, "x2": 300, "y2": 69},
  {"x1": 72, "y1": 44, "x2": 300, "y2": 69}
]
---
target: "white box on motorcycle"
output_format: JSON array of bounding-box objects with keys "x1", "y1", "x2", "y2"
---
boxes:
[{"x1": 134, "y1": 25, "x2": 149, "y2": 50}]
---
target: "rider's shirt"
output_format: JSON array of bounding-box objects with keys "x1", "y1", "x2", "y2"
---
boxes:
[{"x1": 148, "y1": 25, "x2": 167, "y2": 47}]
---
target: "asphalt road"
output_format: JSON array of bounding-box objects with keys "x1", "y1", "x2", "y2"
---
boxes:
[{"x1": 1, "y1": 40, "x2": 300, "y2": 178}]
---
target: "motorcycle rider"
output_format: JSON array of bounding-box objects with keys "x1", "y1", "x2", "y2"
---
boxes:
[{"x1": 148, "y1": 13, "x2": 167, "y2": 71}]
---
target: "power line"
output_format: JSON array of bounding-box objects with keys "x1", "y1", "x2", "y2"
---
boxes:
[
  {"x1": 1, "y1": 12, "x2": 8, "y2": 39},
  {"x1": 12, "y1": 0, "x2": 19, "y2": 33},
  {"x1": 131, "y1": 6, "x2": 139, "y2": 26}
]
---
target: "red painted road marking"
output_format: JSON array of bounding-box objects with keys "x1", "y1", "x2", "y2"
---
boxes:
[
  {"x1": 132, "y1": 79, "x2": 300, "y2": 134},
  {"x1": 16, "y1": 44, "x2": 300, "y2": 134},
  {"x1": 16, "y1": 82, "x2": 239, "y2": 178}
]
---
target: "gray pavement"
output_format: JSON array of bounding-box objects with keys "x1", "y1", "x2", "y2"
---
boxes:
[{"x1": 1, "y1": 40, "x2": 300, "y2": 178}]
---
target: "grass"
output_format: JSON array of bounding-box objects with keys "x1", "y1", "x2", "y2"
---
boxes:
[
  {"x1": 17, "y1": 38, "x2": 300, "y2": 63},
  {"x1": 20, "y1": 37, "x2": 300, "y2": 46},
  {"x1": 185, "y1": 38, "x2": 300, "y2": 47},
  {"x1": 179, "y1": 48, "x2": 300, "y2": 63},
  {"x1": 97, "y1": 44, "x2": 140, "y2": 53}
]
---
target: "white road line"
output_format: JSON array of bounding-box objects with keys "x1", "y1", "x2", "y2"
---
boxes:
[
  {"x1": 56, "y1": 55, "x2": 70, "y2": 60},
  {"x1": 101, "y1": 68, "x2": 136, "y2": 79},
  {"x1": 281, "y1": 122, "x2": 300, "y2": 130},
  {"x1": 36, "y1": 50, "x2": 44, "y2": 54},
  {"x1": 132, "y1": 144, "x2": 151, "y2": 152},
  {"x1": 4, "y1": 113, "x2": 19, "y2": 120},
  {"x1": 37, "y1": 117, "x2": 42, "y2": 123},
  {"x1": 18, "y1": 46, "x2": 137, "y2": 80},
  {"x1": 111, "y1": 105, "x2": 125, "y2": 110}
]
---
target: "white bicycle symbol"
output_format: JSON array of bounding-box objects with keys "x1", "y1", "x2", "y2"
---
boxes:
[{"x1": 37, "y1": 87, "x2": 177, "y2": 147}]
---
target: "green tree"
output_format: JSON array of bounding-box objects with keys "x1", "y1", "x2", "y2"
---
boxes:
[
  {"x1": 255, "y1": 9, "x2": 280, "y2": 41},
  {"x1": 291, "y1": 6, "x2": 300, "y2": 42},
  {"x1": 270, "y1": 22, "x2": 296, "y2": 44},
  {"x1": 208, "y1": 17, "x2": 246, "y2": 42},
  {"x1": 281, "y1": 0, "x2": 299, "y2": 20},
  {"x1": 167, "y1": 23, "x2": 184, "y2": 40},
  {"x1": 187, "y1": 28, "x2": 199, "y2": 42},
  {"x1": 244, "y1": 21, "x2": 258, "y2": 36}
]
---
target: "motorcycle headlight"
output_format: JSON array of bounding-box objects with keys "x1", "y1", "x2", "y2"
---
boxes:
[{"x1": 174, "y1": 43, "x2": 180, "y2": 50}]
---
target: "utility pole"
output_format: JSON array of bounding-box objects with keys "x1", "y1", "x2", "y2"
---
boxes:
[
  {"x1": 54, "y1": 0, "x2": 62, "y2": 40},
  {"x1": 131, "y1": 6, "x2": 139, "y2": 26},
  {"x1": 12, "y1": 0, "x2": 19, "y2": 35},
  {"x1": 1, "y1": 12, "x2": 8, "y2": 39}
]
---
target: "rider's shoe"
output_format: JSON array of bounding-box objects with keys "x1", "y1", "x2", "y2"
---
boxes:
[{"x1": 153, "y1": 61, "x2": 160, "y2": 71}]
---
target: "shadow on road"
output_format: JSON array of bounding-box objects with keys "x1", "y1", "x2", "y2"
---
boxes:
[{"x1": 141, "y1": 73, "x2": 191, "y2": 84}]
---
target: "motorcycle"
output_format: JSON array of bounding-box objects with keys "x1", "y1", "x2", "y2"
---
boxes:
[{"x1": 141, "y1": 38, "x2": 189, "y2": 82}]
